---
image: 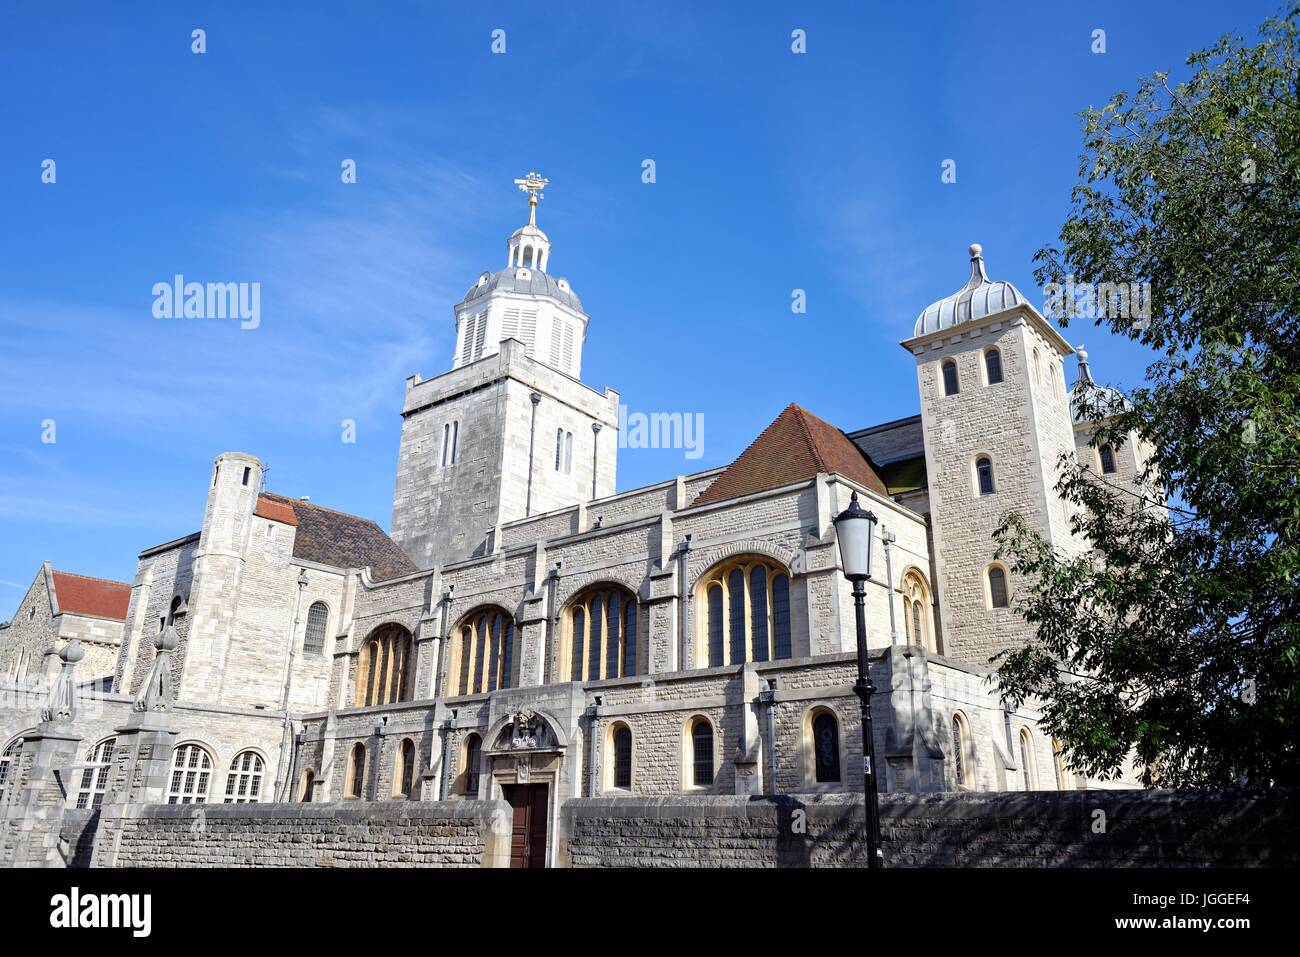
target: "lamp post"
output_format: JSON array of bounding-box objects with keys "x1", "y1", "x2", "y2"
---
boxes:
[{"x1": 832, "y1": 491, "x2": 884, "y2": 869}]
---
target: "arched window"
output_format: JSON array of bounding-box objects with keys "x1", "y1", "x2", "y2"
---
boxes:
[
  {"x1": 75, "y1": 737, "x2": 116, "y2": 808},
  {"x1": 901, "y1": 570, "x2": 935, "y2": 652},
  {"x1": 1019, "y1": 729, "x2": 1037, "y2": 791},
  {"x1": 566, "y1": 585, "x2": 639, "y2": 681},
  {"x1": 347, "y1": 743, "x2": 366, "y2": 799},
  {"x1": 564, "y1": 431, "x2": 573, "y2": 474},
  {"x1": 697, "y1": 558, "x2": 792, "y2": 667},
  {"x1": 1052, "y1": 363, "x2": 1063, "y2": 398},
  {"x1": 303, "y1": 601, "x2": 328, "y2": 656},
  {"x1": 1052, "y1": 738, "x2": 1072, "y2": 790},
  {"x1": 353, "y1": 625, "x2": 415, "y2": 707},
  {"x1": 463, "y1": 734, "x2": 482, "y2": 795},
  {"x1": 450, "y1": 608, "x2": 516, "y2": 695},
  {"x1": 555, "y1": 428, "x2": 564, "y2": 470},
  {"x1": 987, "y1": 566, "x2": 1010, "y2": 609},
  {"x1": 984, "y1": 348, "x2": 1003, "y2": 385},
  {"x1": 1033, "y1": 348, "x2": 1042, "y2": 384},
  {"x1": 610, "y1": 724, "x2": 633, "y2": 791},
  {"x1": 812, "y1": 710, "x2": 841, "y2": 783},
  {"x1": 299, "y1": 768, "x2": 316, "y2": 802},
  {"x1": 689, "y1": 719, "x2": 714, "y2": 788},
  {"x1": 167, "y1": 744, "x2": 213, "y2": 804},
  {"x1": 1099, "y1": 444, "x2": 1117, "y2": 474},
  {"x1": 942, "y1": 359, "x2": 960, "y2": 396},
  {"x1": 951, "y1": 713, "x2": 972, "y2": 788},
  {"x1": 223, "y1": 750, "x2": 265, "y2": 803},
  {"x1": 0, "y1": 735, "x2": 26, "y2": 801},
  {"x1": 395, "y1": 738, "x2": 416, "y2": 797},
  {"x1": 976, "y1": 456, "x2": 995, "y2": 495},
  {"x1": 167, "y1": 595, "x2": 184, "y2": 625}
]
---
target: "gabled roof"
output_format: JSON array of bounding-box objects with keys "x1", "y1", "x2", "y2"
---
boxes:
[
  {"x1": 693, "y1": 404, "x2": 889, "y2": 507},
  {"x1": 258, "y1": 493, "x2": 416, "y2": 580},
  {"x1": 50, "y1": 570, "x2": 131, "y2": 621}
]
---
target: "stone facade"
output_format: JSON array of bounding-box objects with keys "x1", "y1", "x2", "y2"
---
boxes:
[{"x1": 1, "y1": 190, "x2": 1162, "y2": 868}]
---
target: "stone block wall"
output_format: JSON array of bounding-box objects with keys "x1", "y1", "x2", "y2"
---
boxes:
[
  {"x1": 111, "y1": 800, "x2": 511, "y2": 867},
  {"x1": 562, "y1": 789, "x2": 1299, "y2": 868}
]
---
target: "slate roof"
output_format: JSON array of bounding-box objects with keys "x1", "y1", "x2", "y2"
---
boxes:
[
  {"x1": 258, "y1": 493, "x2": 417, "y2": 580},
  {"x1": 50, "y1": 571, "x2": 132, "y2": 621},
  {"x1": 460, "y1": 268, "x2": 584, "y2": 312},
  {"x1": 692, "y1": 404, "x2": 889, "y2": 506}
]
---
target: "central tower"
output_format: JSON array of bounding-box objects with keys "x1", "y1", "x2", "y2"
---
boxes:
[{"x1": 391, "y1": 174, "x2": 620, "y2": 570}]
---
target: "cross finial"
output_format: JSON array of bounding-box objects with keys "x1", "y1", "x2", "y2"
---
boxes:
[{"x1": 514, "y1": 171, "x2": 549, "y2": 226}]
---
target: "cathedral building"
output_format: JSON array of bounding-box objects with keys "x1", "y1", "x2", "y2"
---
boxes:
[{"x1": 0, "y1": 175, "x2": 1145, "y2": 867}]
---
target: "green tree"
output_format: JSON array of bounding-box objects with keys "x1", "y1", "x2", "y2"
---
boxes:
[{"x1": 994, "y1": 6, "x2": 1300, "y2": 787}]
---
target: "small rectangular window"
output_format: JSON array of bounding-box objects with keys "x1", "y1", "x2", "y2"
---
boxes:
[{"x1": 241, "y1": 466, "x2": 251, "y2": 486}]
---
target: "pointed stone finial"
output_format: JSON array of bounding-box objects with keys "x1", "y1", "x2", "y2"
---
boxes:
[
  {"x1": 964, "y1": 243, "x2": 989, "y2": 289},
  {"x1": 133, "y1": 625, "x2": 179, "y2": 713},
  {"x1": 41, "y1": 638, "x2": 84, "y2": 725},
  {"x1": 1075, "y1": 344, "x2": 1093, "y2": 384}
]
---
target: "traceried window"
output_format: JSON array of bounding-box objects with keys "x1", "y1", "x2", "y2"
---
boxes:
[
  {"x1": 354, "y1": 625, "x2": 414, "y2": 707},
  {"x1": 698, "y1": 558, "x2": 792, "y2": 667},
  {"x1": 901, "y1": 570, "x2": 936, "y2": 652},
  {"x1": 347, "y1": 743, "x2": 366, "y2": 799},
  {"x1": 984, "y1": 348, "x2": 1004, "y2": 385},
  {"x1": 689, "y1": 718, "x2": 714, "y2": 788},
  {"x1": 611, "y1": 724, "x2": 632, "y2": 790},
  {"x1": 0, "y1": 735, "x2": 24, "y2": 801},
  {"x1": 464, "y1": 734, "x2": 482, "y2": 795},
  {"x1": 76, "y1": 737, "x2": 116, "y2": 808},
  {"x1": 1099, "y1": 444, "x2": 1117, "y2": 474},
  {"x1": 167, "y1": 744, "x2": 213, "y2": 804},
  {"x1": 451, "y1": 608, "x2": 516, "y2": 695},
  {"x1": 812, "y1": 711, "x2": 841, "y2": 783},
  {"x1": 976, "y1": 456, "x2": 995, "y2": 495},
  {"x1": 566, "y1": 585, "x2": 639, "y2": 682},
  {"x1": 942, "y1": 359, "x2": 960, "y2": 396},
  {"x1": 303, "y1": 601, "x2": 328, "y2": 656},
  {"x1": 395, "y1": 738, "x2": 416, "y2": 797},
  {"x1": 987, "y1": 566, "x2": 1010, "y2": 609},
  {"x1": 951, "y1": 713, "x2": 972, "y2": 788},
  {"x1": 223, "y1": 750, "x2": 265, "y2": 803}
]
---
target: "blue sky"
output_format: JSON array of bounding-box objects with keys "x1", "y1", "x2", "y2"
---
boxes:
[{"x1": 0, "y1": 0, "x2": 1280, "y2": 618}]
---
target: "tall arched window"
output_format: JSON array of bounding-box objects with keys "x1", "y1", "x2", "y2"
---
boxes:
[
  {"x1": 951, "y1": 713, "x2": 972, "y2": 788},
  {"x1": 610, "y1": 724, "x2": 633, "y2": 790},
  {"x1": 688, "y1": 718, "x2": 714, "y2": 788},
  {"x1": 450, "y1": 608, "x2": 516, "y2": 695},
  {"x1": 0, "y1": 734, "x2": 26, "y2": 801},
  {"x1": 1033, "y1": 348, "x2": 1042, "y2": 384},
  {"x1": 354, "y1": 625, "x2": 415, "y2": 707},
  {"x1": 1099, "y1": 444, "x2": 1117, "y2": 474},
  {"x1": 564, "y1": 431, "x2": 573, "y2": 474},
  {"x1": 76, "y1": 737, "x2": 116, "y2": 808},
  {"x1": 299, "y1": 768, "x2": 316, "y2": 802},
  {"x1": 1019, "y1": 729, "x2": 1037, "y2": 791},
  {"x1": 303, "y1": 601, "x2": 328, "y2": 656},
  {"x1": 984, "y1": 348, "x2": 1003, "y2": 385},
  {"x1": 987, "y1": 566, "x2": 1010, "y2": 609},
  {"x1": 167, "y1": 595, "x2": 184, "y2": 625},
  {"x1": 812, "y1": 710, "x2": 841, "y2": 783},
  {"x1": 347, "y1": 743, "x2": 366, "y2": 799},
  {"x1": 555, "y1": 429, "x2": 564, "y2": 470},
  {"x1": 463, "y1": 734, "x2": 482, "y2": 795},
  {"x1": 942, "y1": 359, "x2": 960, "y2": 396},
  {"x1": 697, "y1": 558, "x2": 792, "y2": 667},
  {"x1": 901, "y1": 571, "x2": 935, "y2": 652},
  {"x1": 566, "y1": 585, "x2": 639, "y2": 681},
  {"x1": 976, "y1": 456, "x2": 995, "y2": 495},
  {"x1": 395, "y1": 738, "x2": 416, "y2": 797},
  {"x1": 167, "y1": 744, "x2": 213, "y2": 804},
  {"x1": 223, "y1": 750, "x2": 265, "y2": 803}
]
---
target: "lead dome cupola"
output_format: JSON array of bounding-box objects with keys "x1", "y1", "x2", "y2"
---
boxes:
[{"x1": 913, "y1": 244, "x2": 1030, "y2": 337}]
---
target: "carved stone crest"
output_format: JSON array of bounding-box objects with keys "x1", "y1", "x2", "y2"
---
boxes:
[{"x1": 509, "y1": 709, "x2": 541, "y2": 749}]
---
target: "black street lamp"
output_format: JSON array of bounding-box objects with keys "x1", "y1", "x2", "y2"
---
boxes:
[{"x1": 832, "y1": 491, "x2": 884, "y2": 869}]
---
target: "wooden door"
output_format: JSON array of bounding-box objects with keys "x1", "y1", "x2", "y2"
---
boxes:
[{"x1": 503, "y1": 784, "x2": 548, "y2": 868}]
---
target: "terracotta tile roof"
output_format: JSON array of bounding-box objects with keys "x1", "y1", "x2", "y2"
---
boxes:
[
  {"x1": 254, "y1": 495, "x2": 299, "y2": 526},
  {"x1": 50, "y1": 571, "x2": 132, "y2": 621},
  {"x1": 260, "y1": 493, "x2": 417, "y2": 581},
  {"x1": 692, "y1": 403, "x2": 889, "y2": 506}
]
